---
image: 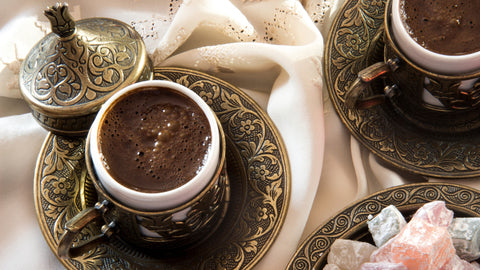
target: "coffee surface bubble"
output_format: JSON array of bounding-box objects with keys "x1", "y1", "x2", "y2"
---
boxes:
[
  {"x1": 400, "y1": 0, "x2": 480, "y2": 55},
  {"x1": 99, "y1": 87, "x2": 212, "y2": 193}
]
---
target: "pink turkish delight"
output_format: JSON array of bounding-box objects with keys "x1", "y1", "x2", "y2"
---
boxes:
[
  {"x1": 331, "y1": 201, "x2": 480, "y2": 269},
  {"x1": 370, "y1": 201, "x2": 459, "y2": 269},
  {"x1": 370, "y1": 218, "x2": 455, "y2": 269},
  {"x1": 411, "y1": 201, "x2": 453, "y2": 227},
  {"x1": 327, "y1": 239, "x2": 377, "y2": 270}
]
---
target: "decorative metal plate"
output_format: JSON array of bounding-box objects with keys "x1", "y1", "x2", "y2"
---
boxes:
[
  {"x1": 34, "y1": 67, "x2": 290, "y2": 269},
  {"x1": 286, "y1": 182, "x2": 480, "y2": 269},
  {"x1": 324, "y1": 0, "x2": 480, "y2": 178}
]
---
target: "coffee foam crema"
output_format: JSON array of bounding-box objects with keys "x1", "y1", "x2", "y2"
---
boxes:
[
  {"x1": 400, "y1": 0, "x2": 480, "y2": 55},
  {"x1": 98, "y1": 87, "x2": 212, "y2": 193}
]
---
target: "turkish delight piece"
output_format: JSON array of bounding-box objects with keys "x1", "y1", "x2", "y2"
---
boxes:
[
  {"x1": 411, "y1": 201, "x2": 453, "y2": 227},
  {"x1": 367, "y1": 205, "x2": 407, "y2": 247},
  {"x1": 323, "y1": 264, "x2": 341, "y2": 270},
  {"x1": 439, "y1": 254, "x2": 477, "y2": 270},
  {"x1": 360, "y1": 262, "x2": 408, "y2": 270},
  {"x1": 327, "y1": 239, "x2": 377, "y2": 270},
  {"x1": 370, "y1": 218, "x2": 456, "y2": 270},
  {"x1": 448, "y1": 217, "x2": 480, "y2": 261},
  {"x1": 471, "y1": 261, "x2": 480, "y2": 269}
]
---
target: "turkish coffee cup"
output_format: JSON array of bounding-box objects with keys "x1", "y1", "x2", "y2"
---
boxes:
[
  {"x1": 57, "y1": 80, "x2": 229, "y2": 259},
  {"x1": 345, "y1": 0, "x2": 480, "y2": 133}
]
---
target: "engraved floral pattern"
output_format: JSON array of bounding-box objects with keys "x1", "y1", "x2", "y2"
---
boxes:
[
  {"x1": 345, "y1": 33, "x2": 362, "y2": 51},
  {"x1": 240, "y1": 119, "x2": 255, "y2": 135},
  {"x1": 253, "y1": 207, "x2": 269, "y2": 222},
  {"x1": 198, "y1": 90, "x2": 214, "y2": 105},
  {"x1": 51, "y1": 177, "x2": 72, "y2": 195},
  {"x1": 254, "y1": 164, "x2": 270, "y2": 181}
]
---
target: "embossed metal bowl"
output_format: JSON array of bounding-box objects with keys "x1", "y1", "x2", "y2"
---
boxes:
[
  {"x1": 286, "y1": 183, "x2": 480, "y2": 270},
  {"x1": 19, "y1": 3, "x2": 152, "y2": 136}
]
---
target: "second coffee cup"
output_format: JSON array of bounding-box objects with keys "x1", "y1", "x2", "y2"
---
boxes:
[
  {"x1": 346, "y1": 0, "x2": 480, "y2": 133},
  {"x1": 58, "y1": 80, "x2": 229, "y2": 258}
]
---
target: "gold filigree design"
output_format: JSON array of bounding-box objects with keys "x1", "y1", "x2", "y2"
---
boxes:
[
  {"x1": 22, "y1": 19, "x2": 138, "y2": 107},
  {"x1": 34, "y1": 67, "x2": 290, "y2": 269},
  {"x1": 324, "y1": 0, "x2": 480, "y2": 177},
  {"x1": 287, "y1": 183, "x2": 480, "y2": 269}
]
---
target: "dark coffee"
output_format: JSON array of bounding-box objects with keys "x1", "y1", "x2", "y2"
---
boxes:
[
  {"x1": 400, "y1": 0, "x2": 480, "y2": 55},
  {"x1": 99, "y1": 87, "x2": 212, "y2": 193}
]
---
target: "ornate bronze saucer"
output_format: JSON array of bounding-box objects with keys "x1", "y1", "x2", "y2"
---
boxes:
[
  {"x1": 34, "y1": 67, "x2": 290, "y2": 269},
  {"x1": 324, "y1": 0, "x2": 480, "y2": 178},
  {"x1": 286, "y1": 182, "x2": 480, "y2": 269}
]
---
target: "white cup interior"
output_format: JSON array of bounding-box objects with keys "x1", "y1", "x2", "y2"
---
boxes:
[
  {"x1": 89, "y1": 80, "x2": 220, "y2": 211},
  {"x1": 391, "y1": 0, "x2": 480, "y2": 75}
]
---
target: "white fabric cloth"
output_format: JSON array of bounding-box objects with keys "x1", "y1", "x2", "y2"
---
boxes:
[{"x1": 1, "y1": 0, "x2": 478, "y2": 269}]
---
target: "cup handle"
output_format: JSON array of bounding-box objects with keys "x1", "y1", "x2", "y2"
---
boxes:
[
  {"x1": 345, "y1": 59, "x2": 400, "y2": 109},
  {"x1": 57, "y1": 200, "x2": 115, "y2": 259}
]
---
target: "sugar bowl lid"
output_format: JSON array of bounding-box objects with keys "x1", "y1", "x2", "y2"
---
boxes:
[{"x1": 19, "y1": 3, "x2": 152, "y2": 136}]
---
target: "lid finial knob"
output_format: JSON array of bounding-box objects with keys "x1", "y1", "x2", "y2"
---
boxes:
[{"x1": 44, "y1": 3, "x2": 76, "y2": 38}]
